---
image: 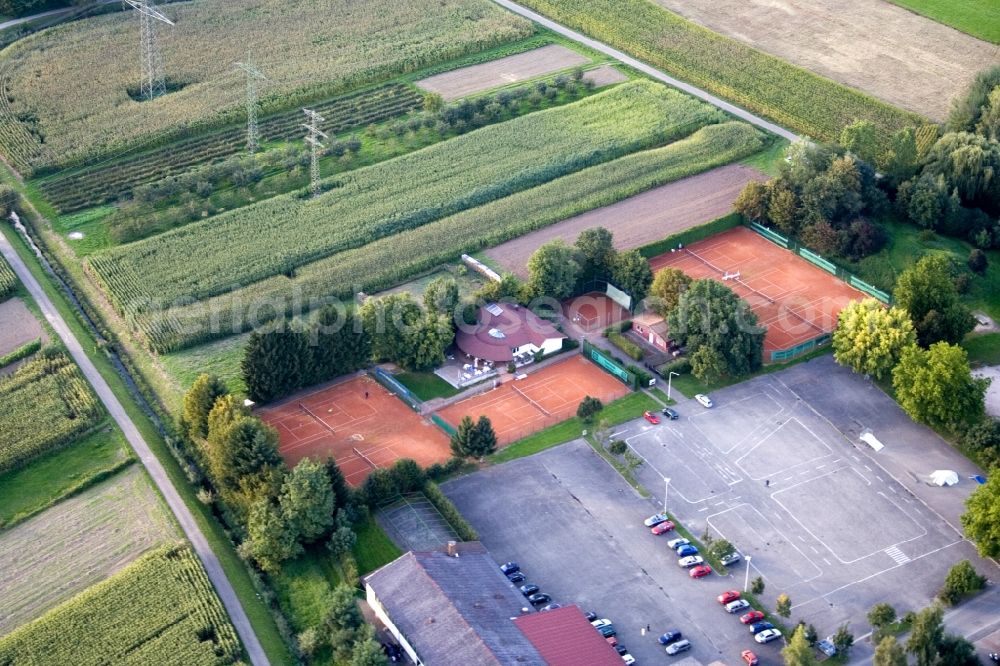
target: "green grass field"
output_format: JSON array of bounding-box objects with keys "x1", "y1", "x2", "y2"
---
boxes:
[
  {"x1": 352, "y1": 513, "x2": 403, "y2": 575},
  {"x1": 0, "y1": 424, "x2": 131, "y2": 529},
  {"x1": 395, "y1": 371, "x2": 461, "y2": 401},
  {"x1": 270, "y1": 549, "x2": 342, "y2": 634},
  {"x1": 963, "y1": 333, "x2": 1000, "y2": 367},
  {"x1": 885, "y1": 0, "x2": 1000, "y2": 43},
  {"x1": 159, "y1": 332, "x2": 249, "y2": 395}
]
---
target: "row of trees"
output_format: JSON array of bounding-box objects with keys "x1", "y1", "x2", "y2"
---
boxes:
[{"x1": 868, "y1": 603, "x2": 979, "y2": 666}]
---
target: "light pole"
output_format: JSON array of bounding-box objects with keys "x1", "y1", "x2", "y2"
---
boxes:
[
  {"x1": 663, "y1": 477, "x2": 670, "y2": 515},
  {"x1": 667, "y1": 371, "x2": 680, "y2": 401},
  {"x1": 744, "y1": 555, "x2": 753, "y2": 592}
]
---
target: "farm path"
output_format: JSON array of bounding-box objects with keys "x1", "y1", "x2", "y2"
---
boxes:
[
  {"x1": 0, "y1": 0, "x2": 116, "y2": 31},
  {"x1": 490, "y1": 0, "x2": 799, "y2": 142},
  {"x1": 0, "y1": 231, "x2": 269, "y2": 666}
]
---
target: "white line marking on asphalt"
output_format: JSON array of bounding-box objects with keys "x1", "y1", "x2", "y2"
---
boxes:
[
  {"x1": 816, "y1": 464, "x2": 827, "y2": 470},
  {"x1": 810, "y1": 546, "x2": 820, "y2": 554},
  {"x1": 698, "y1": 507, "x2": 708, "y2": 512},
  {"x1": 864, "y1": 464, "x2": 873, "y2": 471},
  {"x1": 822, "y1": 558, "x2": 832, "y2": 566}
]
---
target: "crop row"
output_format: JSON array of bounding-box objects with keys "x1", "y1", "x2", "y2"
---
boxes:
[
  {"x1": 0, "y1": 350, "x2": 103, "y2": 474},
  {"x1": 144, "y1": 121, "x2": 764, "y2": 351},
  {"x1": 517, "y1": 0, "x2": 925, "y2": 144},
  {"x1": 0, "y1": 0, "x2": 533, "y2": 175},
  {"x1": 37, "y1": 83, "x2": 423, "y2": 212},
  {"x1": 0, "y1": 253, "x2": 16, "y2": 301},
  {"x1": 88, "y1": 81, "x2": 723, "y2": 315},
  {"x1": 0, "y1": 544, "x2": 243, "y2": 665}
]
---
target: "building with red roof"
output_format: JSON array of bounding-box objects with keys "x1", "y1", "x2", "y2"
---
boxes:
[
  {"x1": 514, "y1": 605, "x2": 624, "y2": 666},
  {"x1": 455, "y1": 302, "x2": 566, "y2": 363}
]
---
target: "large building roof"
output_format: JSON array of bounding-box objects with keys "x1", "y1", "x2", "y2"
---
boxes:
[
  {"x1": 513, "y1": 605, "x2": 624, "y2": 666},
  {"x1": 364, "y1": 547, "x2": 545, "y2": 665},
  {"x1": 456, "y1": 302, "x2": 565, "y2": 362}
]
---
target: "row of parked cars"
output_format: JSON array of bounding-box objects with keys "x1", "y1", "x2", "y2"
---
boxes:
[
  {"x1": 713, "y1": 589, "x2": 783, "y2": 665},
  {"x1": 499, "y1": 562, "x2": 637, "y2": 664}
]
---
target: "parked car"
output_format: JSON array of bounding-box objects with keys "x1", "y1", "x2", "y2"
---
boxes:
[
  {"x1": 740, "y1": 611, "x2": 765, "y2": 625},
  {"x1": 584, "y1": 611, "x2": 598, "y2": 622},
  {"x1": 606, "y1": 635, "x2": 618, "y2": 648},
  {"x1": 540, "y1": 603, "x2": 562, "y2": 612},
  {"x1": 644, "y1": 410, "x2": 661, "y2": 424},
  {"x1": 382, "y1": 643, "x2": 403, "y2": 662},
  {"x1": 720, "y1": 552, "x2": 742, "y2": 566},
  {"x1": 754, "y1": 629, "x2": 782, "y2": 644},
  {"x1": 500, "y1": 562, "x2": 519, "y2": 575},
  {"x1": 717, "y1": 590, "x2": 742, "y2": 605},
  {"x1": 615, "y1": 645, "x2": 628, "y2": 656},
  {"x1": 690, "y1": 564, "x2": 713, "y2": 578},
  {"x1": 662, "y1": 407, "x2": 679, "y2": 420},
  {"x1": 651, "y1": 520, "x2": 676, "y2": 535},
  {"x1": 507, "y1": 571, "x2": 525, "y2": 583},
  {"x1": 725, "y1": 599, "x2": 751, "y2": 613},
  {"x1": 528, "y1": 593, "x2": 551, "y2": 606},
  {"x1": 742, "y1": 650, "x2": 759, "y2": 666},
  {"x1": 678, "y1": 555, "x2": 704, "y2": 568},
  {"x1": 591, "y1": 619, "x2": 616, "y2": 638},
  {"x1": 621, "y1": 653, "x2": 636, "y2": 665},
  {"x1": 817, "y1": 638, "x2": 837, "y2": 657},
  {"x1": 519, "y1": 584, "x2": 539, "y2": 597},
  {"x1": 658, "y1": 631, "x2": 683, "y2": 646},
  {"x1": 750, "y1": 622, "x2": 776, "y2": 635},
  {"x1": 695, "y1": 393, "x2": 714, "y2": 408},
  {"x1": 645, "y1": 513, "x2": 671, "y2": 527},
  {"x1": 667, "y1": 537, "x2": 690, "y2": 549},
  {"x1": 676, "y1": 544, "x2": 699, "y2": 557},
  {"x1": 666, "y1": 639, "x2": 692, "y2": 655}
]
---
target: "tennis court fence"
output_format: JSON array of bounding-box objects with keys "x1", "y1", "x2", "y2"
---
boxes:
[{"x1": 370, "y1": 367, "x2": 421, "y2": 411}]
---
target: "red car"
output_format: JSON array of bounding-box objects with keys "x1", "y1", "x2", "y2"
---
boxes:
[
  {"x1": 643, "y1": 410, "x2": 660, "y2": 425},
  {"x1": 651, "y1": 521, "x2": 676, "y2": 535},
  {"x1": 606, "y1": 636, "x2": 618, "y2": 648},
  {"x1": 689, "y1": 564, "x2": 712, "y2": 578},
  {"x1": 740, "y1": 611, "x2": 765, "y2": 625},
  {"x1": 717, "y1": 590, "x2": 741, "y2": 605},
  {"x1": 742, "y1": 650, "x2": 759, "y2": 666}
]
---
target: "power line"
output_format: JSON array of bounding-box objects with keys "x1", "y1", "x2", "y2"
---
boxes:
[
  {"x1": 302, "y1": 108, "x2": 327, "y2": 198},
  {"x1": 235, "y1": 52, "x2": 266, "y2": 154},
  {"x1": 122, "y1": 0, "x2": 174, "y2": 102}
]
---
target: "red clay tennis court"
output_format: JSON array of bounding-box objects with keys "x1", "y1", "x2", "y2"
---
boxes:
[
  {"x1": 649, "y1": 226, "x2": 864, "y2": 358},
  {"x1": 563, "y1": 292, "x2": 630, "y2": 333},
  {"x1": 435, "y1": 355, "x2": 631, "y2": 446},
  {"x1": 258, "y1": 375, "x2": 451, "y2": 486}
]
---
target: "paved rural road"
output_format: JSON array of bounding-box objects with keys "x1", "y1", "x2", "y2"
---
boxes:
[
  {"x1": 490, "y1": 0, "x2": 800, "y2": 143},
  {"x1": 0, "y1": 230, "x2": 270, "y2": 666},
  {"x1": 0, "y1": 0, "x2": 116, "y2": 31}
]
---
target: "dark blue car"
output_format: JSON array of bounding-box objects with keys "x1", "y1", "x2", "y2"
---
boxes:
[
  {"x1": 750, "y1": 621, "x2": 775, "y2": 634},
  {"x1": 676, "y1": 545, "x2": 699, "y2": 557}
]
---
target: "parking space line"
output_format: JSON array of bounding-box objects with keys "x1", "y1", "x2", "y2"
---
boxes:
[
  {"x1": 864, "y1": 464, "x2": 873, "y2": 471},
  {"x1": 697, "y1": 507, "x2": 708, "y2": 512},
  {"x1": 810, "y1": 545, "x2": 820, "y2": 554},
  {"x1": 875, "y1": 475, "x2": 885, "y2": 482},
  {"x1": 816, "y1": 464, "x2": 827, "y2": 470},
  {"x1": 822, "y1": 558, "x2": 832, "y2": 566}
]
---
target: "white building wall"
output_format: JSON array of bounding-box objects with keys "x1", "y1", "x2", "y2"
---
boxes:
[{"x1": 366, "y1": 585, "x2": 423, "y2": 665}]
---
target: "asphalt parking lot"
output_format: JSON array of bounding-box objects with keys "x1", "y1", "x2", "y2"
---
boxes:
[{"x1": 445, "y1": 355, "x2": 1000, "y2": 665}]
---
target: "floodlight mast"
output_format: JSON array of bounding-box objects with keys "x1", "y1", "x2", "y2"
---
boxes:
[
  {"x1": 235, "y1": 54, "x2": 266, "y2": 153},
  {"x1": 302, "y1": 109, "x2": 327, "y2": 198},
  {"x1": 123, "y1": 0, "x2": 174, "y2": 102}
]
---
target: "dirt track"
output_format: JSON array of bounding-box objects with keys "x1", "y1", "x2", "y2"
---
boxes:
[
  {"x1": 651, "y1": 0, "x2": 1000, "y2": 121},
  {"x1": 416, "y1": 44, "x2": 589, "y2": 100},
  {"x1": 0, "y1": 297, "x2": 45, "y2": 358},
  {"x1": 485, "y1": 163, "x2": 766, "y2": 278}
]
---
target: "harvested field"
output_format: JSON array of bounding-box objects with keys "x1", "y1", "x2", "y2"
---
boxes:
[
  {"x1": 583, "y1": 64, "x2": 628, "y2": 88},
  {"x1": 0, "y1": 297, "x2": 45, "y2": 358},
  {"x1": 416, "y1": 44, "x2": 589, "y2": 100},
  {"x1": 485, "y1": 164, "x2": 766, "y2": 278},
  {"x1": 259, "y1": 375, "x2": 452, "y2": 486},
  {"x1": 651, "y1": 0, "x2": 1000, "y2": 121},
  {"x1": 649, "y1": 226, "x2": 865, "y2": 360},
  {"x1": 0, "y1": 466, "x2": 177, "y2": 635},
  {"x1": 435, "y1": 355, "x2": 630, "y2": 445}
]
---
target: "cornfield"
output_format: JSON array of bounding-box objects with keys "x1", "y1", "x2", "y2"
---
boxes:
[
  {"x1": 0, "y1": 544, "x2": 243, "y2": 665},
  {"x1": 516, "y1": 0, "x2": 925, "y2": 144},
  {"x1": 88, "y1": 80, "x2": 721, "y2": 317},
  {"x1": 0, "y1": 349, "x2": 103, "y2": 474},
  {"x1": 0, "y1": 253, "x2": 16, "y2": 301},
  {"x1": 0, "y1": 0, "x2": 533, "y2": 175},
  {"x1": 129, "y1": 121, "x2": 764, "y2": 351}
]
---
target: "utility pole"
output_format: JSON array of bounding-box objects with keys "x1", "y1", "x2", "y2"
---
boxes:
[
  {"x1": 123, "y1": 0, "x2": 174, "y2": 101},
  {"x1": 235, "y1": 53, "x2": 266, "y2": 153},
  {"x1": 302, "y1": 108, "x2": 327, "y2": 198}
]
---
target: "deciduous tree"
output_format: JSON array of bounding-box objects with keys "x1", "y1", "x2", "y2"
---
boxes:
[
  {"x1": 776, "y1": 593, "x2": 792, "y2": 618},
  {"x1": 423, "y1": 276, "x2": 460, "y2": 315},
  {"x1": 781, "y1": 625, "x2": 817, "y2": 666},
  {"x1": 940, "y1": 560, "x2": 986, "y2": 605},
  {"x1": 867, "y1": 602, "x2": 897, "y2": 633},
  {"x1": 841, "y1": 120, "x2": 879, "y2": 165},
  {"x1": 576, "y1": 396, "x2": 603, "y2": 422},
  {"x1": 734, "y1": 180, "x2": 769, "y2": 223},
  {"x1": 833, "y1": 299, "x2": 917, "y2": 379},
  {"x1": 649, "y1": 268, "x2": 692, "y2": 318},
  {"x1": 279, "y1": 458, "x2": 335, "y2": 543},
  {"x1": 832, "y1": 624, "x2": 854, "y2": 655},
  {"x1": 874, "y1": 636, "x2": 907, "y2": 666},
  {"x1": 906, "y1": 605, "x2": 945, "y2": 666},
  {"x1": 893, "y1": 342, "x2": 987, "y2": 428},
  {"x1": 611, "y1": 249, "x2": 653, "y2": 304},
  {"x1": 575, "y1": 227, "x2": 615, "y2": 283},
  {"x1": 527, "y1": 240, "x2": 580, "y2": 300},
  {"x1": 182, "y1": 373, "x2": 228, "y2": 441},
  {"x1": 241, "y1": 496, "x2": 301, "y2": 572},
  {"x1": 961, "y1": 473, "x2": 1000, "y2": 558},
  {"x1": 894, "y1": 255, "x2": 975, "y2": 346}
]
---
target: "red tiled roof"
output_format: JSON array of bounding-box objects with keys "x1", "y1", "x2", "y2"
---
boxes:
[
  {"x1": 455, "y1": 303, "x2": 565, "y2": 362},
  {"x1": 513, "y1": 605, "x2": 623, "y2": 666}
]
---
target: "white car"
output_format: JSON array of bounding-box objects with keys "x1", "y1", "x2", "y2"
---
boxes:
[
  {"x1": 678, "y1": 555, "x2": 704, "y2": 568},
  {"x1": 755, "y1": 629, "x2": 782, "y2": 644},
  {"x1": 667, "y1": 537, "x2": 690, "y2": 549},
  {"x1": 725, "y1": 599, "x2": 751, "y2": 613},
  {"x1": 622, "y1": 653, "x2": 636, "y2": 665},
  {"x1": 695, "y1": 393, "x2": 714, "y2": 408},
  {"x1": 666, "y1": 639, "x2": 692, "y2": 655}
]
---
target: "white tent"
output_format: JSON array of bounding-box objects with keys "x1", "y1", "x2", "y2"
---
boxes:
[{"x1": 929, "y1": 470, "x2": 959, "y2": 487}]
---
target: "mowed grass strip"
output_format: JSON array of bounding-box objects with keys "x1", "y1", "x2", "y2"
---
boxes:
[
  {"x1": 884, "y1": 0, "x2": 1000, "y2": 43},
  {"x1": 89, "y1": 80, "x2": 720, "y2": 312},
  {"x1": 0, "y1": 544, "x2": 243, "y2": 665},
  {"x1": 145, "y1": 120, "x2": 763, "y2": 350},
  {"x1": 0, "y1": 0, "x2": 533, "y2": 174},
  {"x1": 0, "y1": 350, "x2": 102, "y2": 474},
  {"x1": 516, "y1": 0, "x2": 924, "y2": 142}
]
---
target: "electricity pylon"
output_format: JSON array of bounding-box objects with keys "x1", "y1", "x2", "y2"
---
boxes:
[
  {"x1": 235, "y1": 53, "x2": 266, "y2": 153},
  {"x1": 123, "y1": 0, "x2": 174, "y2": 101},
  {"x1": 302, "y1": 109, "x2": 327, "y2": 198}
]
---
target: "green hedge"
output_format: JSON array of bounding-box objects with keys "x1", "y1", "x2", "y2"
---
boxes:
[
  {"x1": 608, "y1": 332, "x2": 643, "y2": 360},
  {"x1": 423, "y1": 481, "x2": 478, "y2": 542},
  {"x1": 640, "y1": 213, "x2": 743, "y2": 259}
]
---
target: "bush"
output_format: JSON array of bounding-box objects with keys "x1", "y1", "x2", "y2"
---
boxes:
[
  {"x1": 658, "y1": 357, "x2": 691, "y2": 376},
  {"x1": 423, "y1": 481, "x2": 478, "y2": 541},
  {"x1": 939, "y1": 560, "x2": 986, "y2": 605},
  {"x1": 609, "y1": 440, "x2": 627, "y2": 455},
  {"x1": 577, "y1": 395, "x2": 604, "y2": 422},
  {"x1": 628, "y1": 364, "x2": 653, "y2": 388},
  {"x1": 968, "y1": 249, "x2": 988, "y2": 275},
  {"x1": 608, "y1": 331, "x2": 643, "y2": 360}
]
